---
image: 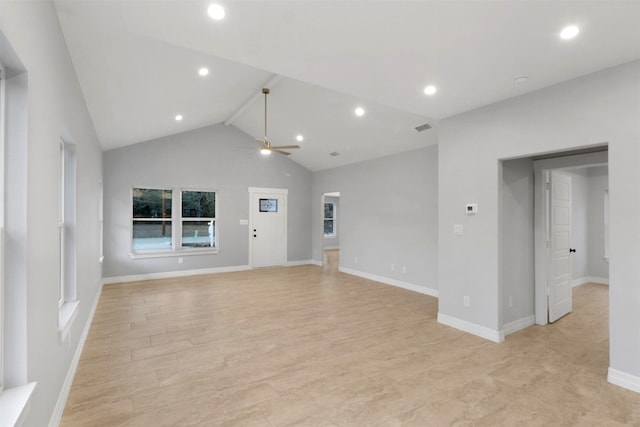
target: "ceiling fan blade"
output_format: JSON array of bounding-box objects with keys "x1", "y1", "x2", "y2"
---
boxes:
[
  {"x1": 273, "y1": 149, "x2": 291, "y2": 156},
  {"x1": 270, "y1": 145, "x2": 300, "y2": 150}
]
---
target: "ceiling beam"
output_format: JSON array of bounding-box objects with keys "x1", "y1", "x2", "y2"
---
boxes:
[{"x1": 224, "y1": 74, "x2": 283, "y2": 126}]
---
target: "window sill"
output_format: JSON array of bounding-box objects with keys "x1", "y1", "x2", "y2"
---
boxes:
[
  {"x1": 129, "y1": 248, "x2": 219, "y2": 259},
  {"x1": 0, "y1": 382, "x2": 36, "y2": 427},
  {"x1": 58, "y1": 300, "x2": 79, "y2": 342}
]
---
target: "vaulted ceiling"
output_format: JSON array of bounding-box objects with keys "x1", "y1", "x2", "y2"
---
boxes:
[{"x1": 54, "y1": 1, "x2": 640, "y2": 171}]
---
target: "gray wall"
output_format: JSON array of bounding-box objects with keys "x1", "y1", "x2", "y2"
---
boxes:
[
  {"x1": 500, "y1": 158, "x2": 534, "y2": 326},
  {"x1": 323, "y1": 195, "x2": 340, "y2": 249},
  {"x1": 0, "y1": 1, "x2": 104, "y2": 425},
  {"x1": 103, "y1": 123, "x2": 312, "y2": 278},
  {"x1": 312, "y1": 145, "x2": 438, "y2": 293},
  {"x1": 438, "y1": 60, "x2": 640, "y2": 380}
]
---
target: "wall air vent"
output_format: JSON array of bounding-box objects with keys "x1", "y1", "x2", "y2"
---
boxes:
[
  {"x1": 414, "y1": 123, "x2": 432, "y2": 132},
  {"x1": 329, "y1": 152, "x2": 340, "y2": 157}
]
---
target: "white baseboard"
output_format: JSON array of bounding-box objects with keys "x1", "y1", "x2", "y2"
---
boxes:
[
  {"x1": 503, "y1": 315, "x2": 536, "y2": 336},
  {"x1": 309, "y1": 259, "x2": 323, "y2": 267},
  {"x1": 324, "y1": 246, "x2": 339, "y2": 250},
  {"x1": 285, "y1": 259, "x2": 314, "y2": 267},
  {"x1": 437, "y1": 313, "x2": 504, "y2": 343},
  {"x1": 338, "y1": 266, "x2": 438, "y2": 298},
  {"x1": 608, "y1": 368, "x2": 640, "y2": 394},
  {"x1": 49, "y1": 280, "x2": 104, "y2": 427},
  {"x1": 572, "y1": 276, "x2": 609, "y2": 287},
  {"x1": 103, "y1": 264, "x2": 251, "y2": 284}
]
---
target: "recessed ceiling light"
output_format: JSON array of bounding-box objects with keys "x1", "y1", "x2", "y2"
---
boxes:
[
  {"x1": 296, "y1": 135, "x2": 304, "y2": 142},
  {"x1": 175, "y1": 114, "x2": 183, "y2": 121},
  {"x1": 198, "y1": 67, "x2": 209, "y2": 76},
  {"x1": 423, "y1": 85, "x2": 437, "y2": 95},
  {"x1": 207, "y1": 3, "x2": 225, "y2": 20},
  {"x1": 354, "y1": 107, "x2": 365, "y2": 117},
  {"x1": 560, "y1": 25, "x2": 579, "y2": 40}
]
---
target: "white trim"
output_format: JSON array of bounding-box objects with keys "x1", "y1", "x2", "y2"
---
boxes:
[
  {"x1": 0, "y1": 381, "x2": 36, "y2": 427},
  {"x1": 129, "y1": 248, "x2": 219, "y2": 259},
  {"x1": 608, "y1": 368, "x2": 640, "y2": 394},
  {"x1": 309, "y1": 260, "x2": 323, "y2": 267},
  {"x1": 285, "y1": 260, "x2": 313, "y2": 267},
  {"x1": 571, "y1": 276, "x2": 609, "y2": 287},
  {"x1": 323, "y1": 245, "x2": 339, "y2": 250},
  {"x1": 503, "y1": 315, "x2": 535, "y2": 336},
  {"x1": 248, "y1": 187, "x2": 289, "y2": 195},
  {"x1": 437, "y1": 313, "x2": 504, "y2": 343},
  {"x1": 58, "y1": 300, "x2": 79, "y2": 343},
  {"x1": 49, "y1": 282, "x2": 103, "y2": 427},
  {"x1": 339, "y1": 266, "x2": 438, "y2": 298},
  {"x1": 103, "y1": 264, "x2": 251, "y2": 285}
]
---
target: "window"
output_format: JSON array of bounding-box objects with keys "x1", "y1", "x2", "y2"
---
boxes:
[
  {"x1": 181, "y1": 190, "x2": 216, "y2": 248},
  {"x1": 324, "y1": 202, "x2": 336, "y2": 237},
  {"x1": 131, "y1": 188, "x2": 217, "y2": 255},
  {"x1": 59, "y1": 141, "x2": 77, "y2": 308},
  {"x1": 132, "y1": 188, "x2": 172, "y2": 251},
  {"x1": 59, "y1": 140, "x2": 78, "y2": 340}
]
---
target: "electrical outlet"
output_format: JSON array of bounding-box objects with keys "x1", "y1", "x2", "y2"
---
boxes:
[
  {"x1": 391, "y1": 264, "x2": 395, "y2": 271},
  {"x1": 463, "y1": 296, "x2": 470, "y2": 307},
  {"x1": 178, "y1": 257, "x2": 183, "y2": 264},
  {"x1": 402, "y1": 266, "x2": 407, "y2": 274},
  {"x1": 354, "y1": 257, "x2": 358, "y2": 263}
]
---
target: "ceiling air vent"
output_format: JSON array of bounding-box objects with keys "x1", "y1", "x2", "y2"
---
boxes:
[
  {"x1": 414, "y1": 123, "x2": 432, "y2": 132},
  {"x1": 329, "y1": 152, "x2": 340, "y2": 157}
]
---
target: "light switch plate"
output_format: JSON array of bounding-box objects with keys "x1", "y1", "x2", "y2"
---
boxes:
[
  {"x1": 239, "y1": 219, "x2": 248, "y2": 225},
  {"x1": 454, "y1": 224, "x2": 464, "y2": 235}
]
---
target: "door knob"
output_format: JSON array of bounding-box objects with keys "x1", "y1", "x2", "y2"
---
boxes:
[{"x1": 569, "y1": 248, "x2": 576, "y2": 253}]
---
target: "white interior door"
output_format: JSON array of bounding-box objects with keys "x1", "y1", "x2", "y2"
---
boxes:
[
  {"x1": 548, "y1": 170, "x2": 573, "y2": 322},
  {"x1": 249, "y1": 187, "x2": 287, "y2": 268}
]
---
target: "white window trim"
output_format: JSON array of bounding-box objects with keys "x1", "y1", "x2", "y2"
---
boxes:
[
  {"x1": 324, "y1": 202, "x2": 336, "y2": 237},
  {"x1": 130, "y1": 187, "x2": 219, "y2": 258},
  {"x1": 0, "y1": 382, "x2": 36, "y2": 427},
  {"x1": 0, "y1": 38, "x2": 37, "y2": 425},
  {"x1": 58, "y1": 140, "x2": 78, "y2": 342}
]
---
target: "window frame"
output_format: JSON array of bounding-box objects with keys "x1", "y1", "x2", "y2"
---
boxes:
[
  {"x1": 324, "y1": 202, "x2": 336, "y2": 237},
  {"x1": 130, "y1": 187, "x2": 219, "y2": 258}
]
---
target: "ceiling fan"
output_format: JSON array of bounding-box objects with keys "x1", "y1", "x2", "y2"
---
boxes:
[{"x1": 257, "y1": 88, "x2": 300, "y2": 156}]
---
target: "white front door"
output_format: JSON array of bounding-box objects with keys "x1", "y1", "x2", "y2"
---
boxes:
[
  {"x1": 548, "y1": 170, "x2": 573, "y2": 322},
  {"x1": 249, "y1": 187, "x2": 287, "y2": 268}
]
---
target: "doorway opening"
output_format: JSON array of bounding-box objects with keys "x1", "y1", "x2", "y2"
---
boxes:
[
  {"x1": 499, "y1": 146, "x2": 608, "y2": 336},
  {"x1": 321, "y1": 192, "x2": 340, "y2": 268}
]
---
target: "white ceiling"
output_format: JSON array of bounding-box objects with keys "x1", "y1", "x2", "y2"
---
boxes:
[{"x1": 54, "y1": 1, "x2": 640, "y2": 171}]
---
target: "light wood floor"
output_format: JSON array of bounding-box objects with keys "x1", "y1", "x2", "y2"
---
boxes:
[{"x1": 61, "y1": 250, "x2": 640, "y2": 426}]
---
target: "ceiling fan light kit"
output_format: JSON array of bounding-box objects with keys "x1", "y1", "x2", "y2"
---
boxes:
[{"x1": 257, "y1": 88, "x2": 300, "y2": 156}]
